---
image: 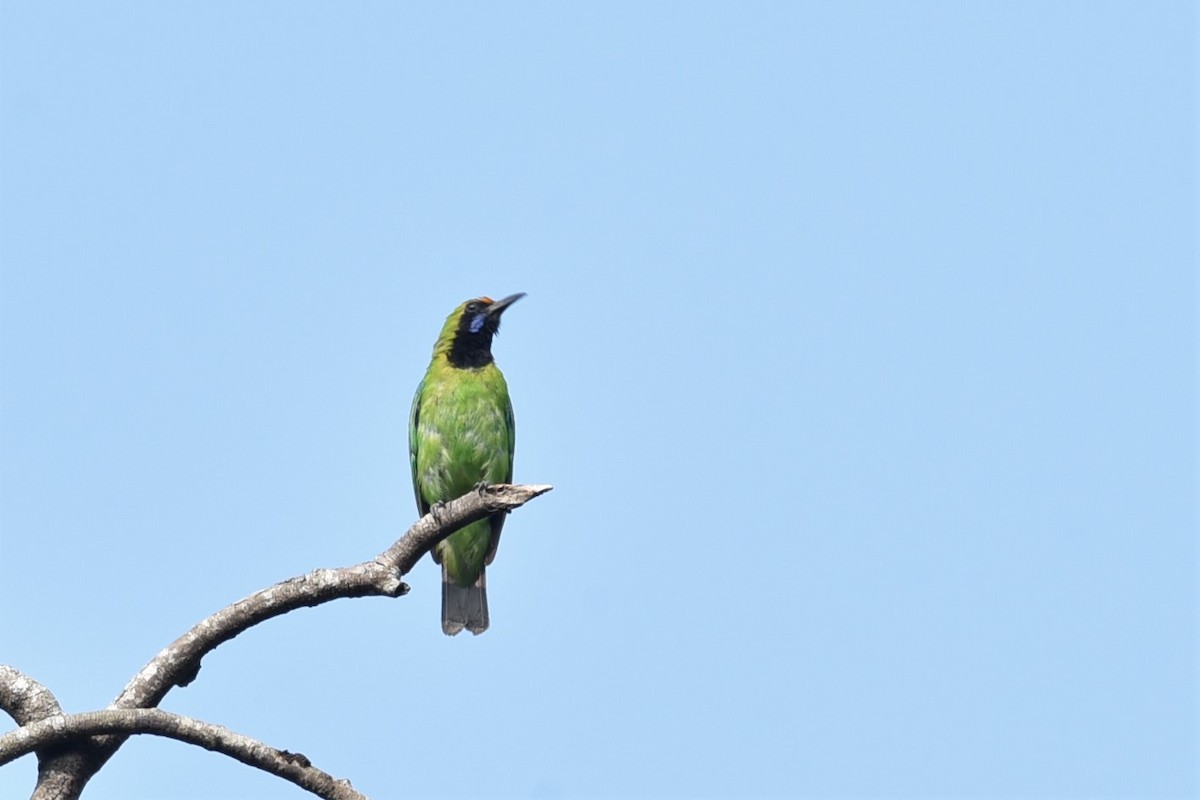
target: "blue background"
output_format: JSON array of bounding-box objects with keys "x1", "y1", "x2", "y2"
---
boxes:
[{"x1": 1, "y1": 2, "x2": 1195, "y2": 798}]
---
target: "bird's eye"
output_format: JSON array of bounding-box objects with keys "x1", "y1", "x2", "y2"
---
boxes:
[{"x1": 466, "y1": 302, "x2": 479, "y2": 313}]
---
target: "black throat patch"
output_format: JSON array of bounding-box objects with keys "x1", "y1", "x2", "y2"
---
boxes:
[
  {"x1": 447, "y1": 308, "x2": 498, "y2": 369},
  {"x1": 447, "y1": 333, "x2": 495, "y2": 369}
]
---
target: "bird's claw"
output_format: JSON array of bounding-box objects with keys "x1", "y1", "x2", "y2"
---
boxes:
[
  {"x1": 430, "y1": 500, "x2": 447, "y2": 523},
  {"x1": 473, "y1": 481, "x2": 490, "y2": 497}
]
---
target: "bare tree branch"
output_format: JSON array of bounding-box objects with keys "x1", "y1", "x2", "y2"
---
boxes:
[
  {"x1": 1, "y1": 709, "x2": 366, "y2": 800},
  {"x1": 115, "y1": 483, "x2": 552, "y2": 707},
  {"x1": 20, "y1": 482, "x2": 551, "y2": 800},
  {"x1": 0, "y1": 665, "x2": 95, "y2": 800},
  {"x1": 0, "y1": 666, "x2": 63, "y2": 726}
]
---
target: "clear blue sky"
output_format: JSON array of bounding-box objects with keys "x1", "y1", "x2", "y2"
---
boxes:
[{"x1": 1, "y1": 3, "x2": 1194, "y2": 798}]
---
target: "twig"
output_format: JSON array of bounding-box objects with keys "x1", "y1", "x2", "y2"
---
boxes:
[
  {"x1": 115, "y1": 483, "x2": 552, "y2": 709},
  {"x1": 0, "y1": 709, "x2": 366, "y2": 800}
]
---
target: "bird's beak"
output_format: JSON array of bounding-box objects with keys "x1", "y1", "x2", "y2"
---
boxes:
[{"x1": 486, "y1": 292, "x2": 526, "y2": 317}]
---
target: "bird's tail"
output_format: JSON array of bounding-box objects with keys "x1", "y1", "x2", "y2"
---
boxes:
[{"x1": 442, "y1": 565, "x2": 489, "y2": 636}]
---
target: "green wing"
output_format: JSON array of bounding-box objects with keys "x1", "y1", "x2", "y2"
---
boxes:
[
  {"x1": 408, "y1": 376, "x2": 428, "y2": 517},
  {"x1": 504, "y1": 391, "x2": 515, "y2": 483},
  {"x1": 484, "y1": 389, "x2": 515, "y2": 566}
]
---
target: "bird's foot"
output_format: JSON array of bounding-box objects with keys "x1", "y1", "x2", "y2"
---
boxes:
[
  {"x1": 430, "y1": 500, "x2": 447, "y2": 523},
  {"x1": 473, "y1": 481, "x2": 491, "y2": 497}
]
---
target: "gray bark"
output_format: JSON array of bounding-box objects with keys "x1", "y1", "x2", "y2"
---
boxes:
[
  {"x1": 0, "y1": 483, "x2": 552, "y2": 799},
  {"x1": 0, "y1": 709, "x2": 366, "y2": 800}
]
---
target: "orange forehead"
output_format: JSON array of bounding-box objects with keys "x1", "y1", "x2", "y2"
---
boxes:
[{"x1": 478, "y1": 296, "x2": 494, "y2": 304}]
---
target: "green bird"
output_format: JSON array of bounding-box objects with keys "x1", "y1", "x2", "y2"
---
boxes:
[{"x1": 409, "y1": 293, "x2": 523, "y2": 635}]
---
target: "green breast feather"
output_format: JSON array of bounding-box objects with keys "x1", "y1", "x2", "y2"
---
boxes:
[{"x1": 410, "y1": 361, "x2": 514, "y2": 586}]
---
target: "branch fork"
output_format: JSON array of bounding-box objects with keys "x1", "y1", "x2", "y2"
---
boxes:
[{"x1": 0, "y1": 482, "x2": 551, "y2": 800}]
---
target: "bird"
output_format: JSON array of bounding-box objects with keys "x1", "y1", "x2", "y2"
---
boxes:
[{"x1": 409, "y1": 293, "x2": 523, "y2": 635}]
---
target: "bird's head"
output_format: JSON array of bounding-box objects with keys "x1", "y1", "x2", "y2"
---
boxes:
[{"x1": 437, "y1": 292, "x2": 525, "y2": 368}]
